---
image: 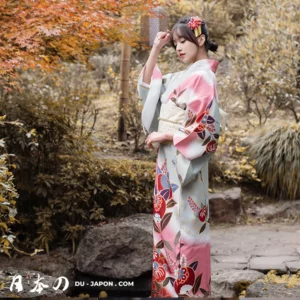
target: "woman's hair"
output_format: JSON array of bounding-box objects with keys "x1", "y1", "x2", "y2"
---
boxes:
[{"x1": 171, "y1": 16, "x2": 218, "y2": 53}]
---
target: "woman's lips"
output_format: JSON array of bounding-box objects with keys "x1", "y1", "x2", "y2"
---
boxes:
[{"x1": 179, "y1": 53, "x2": 185, "y2": 58}]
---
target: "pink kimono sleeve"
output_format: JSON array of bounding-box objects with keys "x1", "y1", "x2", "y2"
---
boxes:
[
  {"x1": 173, "y1": 73, "x2": 220, "y2": 161},
  {"x1": 173, "y1": 73, "x2": 220, "y2": 186}
]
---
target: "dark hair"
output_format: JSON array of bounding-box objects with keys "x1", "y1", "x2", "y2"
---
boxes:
[{"x1": 171, "y1": 16, "x2": 218, "y2": 53}]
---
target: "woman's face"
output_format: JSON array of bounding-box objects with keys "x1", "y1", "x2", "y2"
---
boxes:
[{"x1": 172, "y1": 33, "x2": 199, "y2": 64}]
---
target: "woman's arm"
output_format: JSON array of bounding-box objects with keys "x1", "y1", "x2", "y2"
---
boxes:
[
  {"x1": 145, "y1": 132, "x2": 173, "y2": 149},
  {"x1": 143, "y1": 31, "x2": 171, "y2": 85}
]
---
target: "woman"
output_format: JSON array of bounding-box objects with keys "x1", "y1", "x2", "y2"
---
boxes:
[{"x1": 138, "y1": 16, "x2": 222, "y2": 298}]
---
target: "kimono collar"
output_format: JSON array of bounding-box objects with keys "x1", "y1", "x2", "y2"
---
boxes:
[
  {"x1": 161, "y1": 59, "x2": 219, "y2": 103},
  {"x1": 188, "y1": 59, "x2": 219, "y2": 74}
]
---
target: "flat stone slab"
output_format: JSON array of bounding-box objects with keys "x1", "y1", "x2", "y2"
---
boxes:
[
  {"x1": 251, "y1": 246, "x2": 300, "y2": 256},
  {"x1": 212, "y1": 255, "x2": 249, "y2": 272},
  {"x1": 212, "y1": 262, "x2": 247, "y2": 273},
  {"x1": 249, "y1": 256, "x2": 300, "y2": 273},
  {"x1": 213, "y1": 255, "x2": 249, "y2": 264},
  {"x1": 286, "y1": 261, "x2": 300, "y2": 272},
  {"x1": 211, "y1": 224, "x2": 300, "y2": 257},
  {"x1": 211, "y1": 269, "x2": 264, "y2": 298},
  {"x1": 246, "y1": 281, "x2": 300, "y2": 298},
  {"x1": 247, "y1": 200, "x2": 300, "y2": 222}
]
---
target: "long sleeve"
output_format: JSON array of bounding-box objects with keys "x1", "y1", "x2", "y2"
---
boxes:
[
  {"x1": 137, "y1": 65, "x2": 173, "y2": 134},
  {"x1": 173, "y1": 72, "x2": 220, "y2": 186}
]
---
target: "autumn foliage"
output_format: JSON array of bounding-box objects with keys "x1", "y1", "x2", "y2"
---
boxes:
[{"x1": 0, "y1": 0, "x2": 155, "y2": 88}]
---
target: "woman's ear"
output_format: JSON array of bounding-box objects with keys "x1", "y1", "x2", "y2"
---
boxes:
[{"x1": 198, "y1": 34, "x2": 206, "y2": 47}]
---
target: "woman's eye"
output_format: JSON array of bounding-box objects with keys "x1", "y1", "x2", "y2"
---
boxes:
[{"x1": 180, "y1": 39, "x2": 185, "y2": 44}]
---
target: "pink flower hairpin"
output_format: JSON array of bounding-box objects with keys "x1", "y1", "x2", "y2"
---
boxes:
[{"x1": 188, "y1": 16, "x2": 202, "y2": 37}]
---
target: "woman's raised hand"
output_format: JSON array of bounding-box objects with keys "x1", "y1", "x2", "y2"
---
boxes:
[
  {"x1": 142, "y1": 30, "x2": 171, "y2": 85},
  {"x1": 153, "y1": 30, "x2": 171, "y2": 50}
]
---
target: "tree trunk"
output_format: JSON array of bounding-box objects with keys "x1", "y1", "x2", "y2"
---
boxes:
[{"x1": 117, "y1": 43, "x2": 131, "y2": 141}]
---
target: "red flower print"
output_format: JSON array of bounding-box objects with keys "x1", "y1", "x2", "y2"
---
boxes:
[
  {"x1": 206, "y1": 140, "x2": 217, "y2": 153},
  {"x1": 194, "y1": 123, "x2": 206, "y2": 133},
  {"x1": 198, "y1": 205, "x2": 207, "y2": 222},
  {"x1": 174, "y1": 267, "x2": 195, "y2": 294},
  {"x1": 153, "y1": 250, "x2": 159, "y2": 261},
  {"x1": 154, "y1": 266, "x2": 166, "y2": 282},
  {"x1": 154, "y1": 194, "x2": 166, "y2": 218},
  {"x1": 207, "y1": 124, "x2": 216, "y2": 133},
  {"x1": 154, "y1": 251, "x2": 167, "y2": 266}
]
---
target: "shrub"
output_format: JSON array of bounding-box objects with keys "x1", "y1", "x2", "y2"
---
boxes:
[
  {"x1": 0, "y1": 116, "x2": 20, "y2": 257},
  {"x1": 213, "y1": 130, "x2": 260, "y2": 185},
  {"x1": 123, "y1": 67, "x2": 147, "y2": 152},
  {"x1": 88, "y1": 54, "x2": 120, "y2": 92},
  {"x1": 25, "y1": 156, "x2": 155, "y2": 253},
  {"x1": 228, "y1": 0, "x2": 300, "y2": 124},
  {"x1": 248, "y1": 122, "x2": 300, "y2": 199},
  {"x1": 0, "y1": 65, "x2": 100, "y2": 253},
  {"x1": 0, "y1": 149, "x2": 18, "y2": 257},
  {"x1": 0, "y1": 64, "x2": 156, "y2": 253}
]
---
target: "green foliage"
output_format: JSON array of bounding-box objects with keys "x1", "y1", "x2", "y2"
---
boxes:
[
  {"x1": 0, "y1": 116, "x2": 20, "y2": 257},
  {"x1": 214, "y1": 130, "x2": 260, "y2": 184},
  {"x1": 99, "y1": 158, "x2": 155, "y2": 211},
  {"x1": 29, "y1": 156, "x2": 155, "y2": 253},
  {"x1": 248, "y1": 122, "x2": 300, "y2": 200},
  {"x1": 228, "y1": 0, "x2": 300, "y2": 124},
  {"x1": 0, "y1": 65, "x2": 155, "y2": 253},
  {"x1": 0, "y1": 65, "x2": 97, "y2": 252}
]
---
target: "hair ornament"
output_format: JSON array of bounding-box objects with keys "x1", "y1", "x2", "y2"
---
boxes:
[{"x1": 188, "y1": 16, "x2": 202, "y2": 37}]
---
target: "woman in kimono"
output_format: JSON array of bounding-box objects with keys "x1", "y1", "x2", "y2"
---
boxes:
[{"x1": 138, "y1": 16, "x2": 223, "y2": 298}]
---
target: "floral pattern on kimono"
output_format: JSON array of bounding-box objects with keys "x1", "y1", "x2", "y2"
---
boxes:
[{"x1": 138, "y1": 59, "x2": 220, "y2": 298}]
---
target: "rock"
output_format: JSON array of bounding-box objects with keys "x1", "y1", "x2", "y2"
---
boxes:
[
  {"x1": 211, "y1": 269, "x2": 264, "y2": 297},
  {"x1": 75, "y1": 214, "x2": 152, "y2": 279},
  {"x1": 248, "y1": 256, "x2": 300, "y2": 273},
  {"x1": 209, "y1": 188, "x2": 242, "y2": 223},
  {"x1": 247, "y1": 200, "x2": 300, "y2": 220},
  {"x1": 0, "y1": 268, "x2": 66, "y2": 298},
  {"x1": 246, "y1": 281, "x2": 300, "y2": 298}
]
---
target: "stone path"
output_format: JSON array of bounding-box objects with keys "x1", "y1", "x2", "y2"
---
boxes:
[{"x1": 210, "y1": 223, "x2": 300, "y2": 298}]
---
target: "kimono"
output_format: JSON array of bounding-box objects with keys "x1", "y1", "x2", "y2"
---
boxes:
[{"x1": 138, "y1": 59, "x2": 221, "y2": 298}]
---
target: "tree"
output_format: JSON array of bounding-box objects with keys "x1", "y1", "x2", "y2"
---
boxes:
[
  {"x1": 165, "y1": 0, "x2": 250, "y2": 45},
  {"x1": 228, "y1": 0, "x2": 300, "y2": 124},
  {"x1": 0, "y1": 0, "x2": 155, "y2": 88}
]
